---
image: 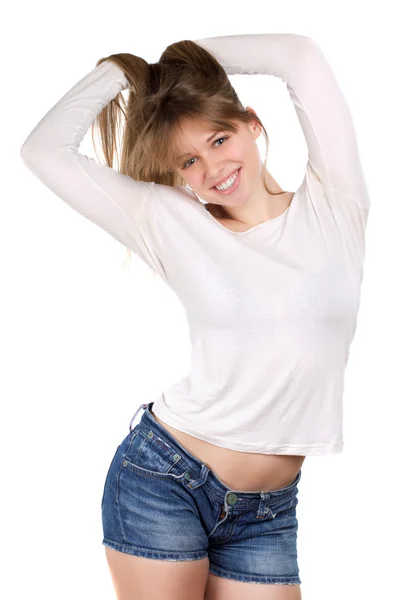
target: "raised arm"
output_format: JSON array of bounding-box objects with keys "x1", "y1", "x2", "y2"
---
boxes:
[
  {"x1": 20, "y1": 60, "x2": 157, "y2": 251},
  {"x1": 194, "y1": 33, "x2": 370, "y2": 210}
]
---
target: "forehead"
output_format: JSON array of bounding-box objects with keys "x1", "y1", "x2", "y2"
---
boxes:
[
  {"x1": 174, "y1": 119, "x2": 217, "y2": 144},
  {"x1": 172, "y1": 118, "x2": 243, "y2": 158}
]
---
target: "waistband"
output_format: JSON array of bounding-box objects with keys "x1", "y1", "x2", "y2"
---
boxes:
[{"x1": 128, "y1": 402, "x2": 302, "y2": 510}]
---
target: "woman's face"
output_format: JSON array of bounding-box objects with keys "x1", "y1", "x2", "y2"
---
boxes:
[{"x1": 173, "y1": 110, "x2": 265, "y2": 212}]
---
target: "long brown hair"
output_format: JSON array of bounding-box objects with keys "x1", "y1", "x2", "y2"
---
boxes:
[{"x1": 92, "y1": 40, "x2": 273, "y2": 265}]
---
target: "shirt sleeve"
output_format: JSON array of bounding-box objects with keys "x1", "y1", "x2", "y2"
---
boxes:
[
  {"x1": 20, "y1": 60, "x2": 158, "y2": 254},
  {"x1": 194, "y1": 33, "x2": 371, "y2": 210}
]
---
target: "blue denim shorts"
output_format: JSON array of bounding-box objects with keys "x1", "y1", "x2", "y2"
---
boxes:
[{"x1": 101, "y1": 402, "x2": 302, "y2": 585}]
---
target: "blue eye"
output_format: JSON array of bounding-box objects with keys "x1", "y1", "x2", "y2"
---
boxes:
[{"x1": 182, "y1": 136, "x2": 229, "y2": 169}]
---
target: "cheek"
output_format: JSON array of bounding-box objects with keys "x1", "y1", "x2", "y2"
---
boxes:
[
  {"x1": 187, "y1": 173, "x2": 203, "y2": 188},
  {"x1": 232, "y1": 146, "x2": 251, "y2": 169},
  {"x1": 182, "y1": 175, "x2": 199, "y2": 192},
  {"x1": 240, "y1": 143, "x2": 255, "y2": 161}
]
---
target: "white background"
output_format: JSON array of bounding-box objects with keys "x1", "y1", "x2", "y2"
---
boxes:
[{"x1": 3, "y1": 0, "x2": 398, "y2": 598}]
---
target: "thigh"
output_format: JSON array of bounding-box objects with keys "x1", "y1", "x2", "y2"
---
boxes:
[
  {"x1": 205, "y1": 573, "x2": 301, "y2": 599},
  {"x1": 105, "y1": 548, "x2": 209, "y2": 600}
]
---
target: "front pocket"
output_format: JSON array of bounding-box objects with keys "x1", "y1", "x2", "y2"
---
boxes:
[
  {"x1": 269, "y1": 494, "x2": 298, "y2": 519},
  {"x1": 264, "y1": 470, "x2": 301, "y2": 517},
  {"x1": 121, "y1": 430, "x2": 188, "y2": 480},
  {"x1": 122, "y1": 458, "x2": 188, "y2": 480}
]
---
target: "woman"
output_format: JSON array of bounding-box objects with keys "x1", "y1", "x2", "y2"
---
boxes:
[{"x1": 20, "y1": 33, "x2": 370, "y2": 600}]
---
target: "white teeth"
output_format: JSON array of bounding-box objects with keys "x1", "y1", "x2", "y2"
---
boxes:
[{"x1": 215, "y1": 170, "x2": 238, "y2": 190}]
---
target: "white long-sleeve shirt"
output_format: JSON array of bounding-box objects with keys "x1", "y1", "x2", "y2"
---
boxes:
[{"x1": 20, "y1": 34, "x2": 370, "y2": 455}]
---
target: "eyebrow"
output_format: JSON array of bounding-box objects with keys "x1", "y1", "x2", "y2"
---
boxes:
[{"x1": 176, "y1": 131, "x2": 222, "y2": 162}]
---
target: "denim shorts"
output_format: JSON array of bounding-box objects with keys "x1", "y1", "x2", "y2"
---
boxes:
[{"x1": 101, "y1": 402, "x2": 302, "y2": 585}]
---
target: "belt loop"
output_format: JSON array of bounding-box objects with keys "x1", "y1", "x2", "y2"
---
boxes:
[
  {"x1": 186, "y1": 463, "x2": 210, "y2": 490},
  {"x1": 257, "y1": 491, "x2": 275, "y2": 519},
  {"x1": 129, "y1": 403, "x2": 148, "y2": 431}
]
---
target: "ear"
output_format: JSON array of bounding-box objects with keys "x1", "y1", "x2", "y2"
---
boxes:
[
  {"x1": 245, "y1": 106, "x2": 262, "y2": 139},
  {"x1": 245, "y1": 106, "x2": 257, "y2": 117}
]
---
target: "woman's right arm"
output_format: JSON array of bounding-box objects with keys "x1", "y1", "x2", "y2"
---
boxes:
[{"x1": 20, "y1": 60, "x2": 156, "y2": 254}]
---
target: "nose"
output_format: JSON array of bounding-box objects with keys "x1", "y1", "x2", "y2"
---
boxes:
[{"x1": 205, "y1": 165, "x2": 225, "y2": 187}]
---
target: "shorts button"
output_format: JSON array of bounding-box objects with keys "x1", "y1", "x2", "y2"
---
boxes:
[
  {"x1": 184, "y1": 472, "x2": 191, "y2": 480},
  {"x1": 173, "y1": 453, "x2": 181, "y2": 461},
  {"x1": 122, "y1": 460, "x2": 128, "y2": 467},
  {"x1": 227, "y1": 493, "x2": 238, "y2": 506},
  {"x1": 148, "y1": 432, "x2": 154, "y2": 438}
]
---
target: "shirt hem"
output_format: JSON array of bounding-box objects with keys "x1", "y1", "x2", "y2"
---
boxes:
[{"x1": 151, "y1": 400, "x2": 343, "y2": 456}]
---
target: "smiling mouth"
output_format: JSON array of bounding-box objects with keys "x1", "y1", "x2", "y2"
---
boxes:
[
  {"x1": 211, "y1": 168, "x2": 240, "y2": 189},
  {"x1": 212, "y1": 168, "x2": 241, "y2": 194}
]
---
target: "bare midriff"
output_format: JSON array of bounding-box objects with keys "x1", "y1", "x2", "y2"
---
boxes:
[{"x1": 150, "y1": 407, "x2": 305, "y2": 493}]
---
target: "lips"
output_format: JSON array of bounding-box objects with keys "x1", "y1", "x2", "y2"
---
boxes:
[
  {"x1": 212, "y1": 167, "x2": 241, "y2": 195},
  {"x1": 211, "y1": 168, "x2": 240, "y2": 189}
]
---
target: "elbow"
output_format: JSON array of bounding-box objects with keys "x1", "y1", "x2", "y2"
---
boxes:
[
  {"x1": 20, "y1": 137, "x2": 35, "y2": 159},
  {"x1": 20, "y1": 142, "x2": 36, "y2": 167},
  {"x1": 20, "y1": 142, "x2": 31, "y2": 163},
  {"x1": 20, "y1": 140, "x2": 49, "y2": 165}
]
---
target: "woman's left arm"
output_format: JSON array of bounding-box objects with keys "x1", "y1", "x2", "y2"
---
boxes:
[{"x1": 194, "y1": 33, "x2": 371, "y2": 211}]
